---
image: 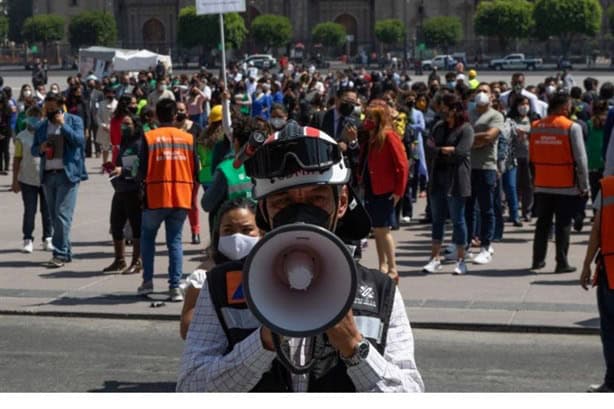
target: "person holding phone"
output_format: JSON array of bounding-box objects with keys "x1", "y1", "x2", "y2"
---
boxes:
[{"x1": 31, "y1": 93, "x2": 88, "y2": 268}]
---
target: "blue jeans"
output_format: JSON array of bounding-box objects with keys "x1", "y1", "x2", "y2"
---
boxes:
[
  {"x1": 20, "y1": 182, "x2": 52, "y2": 241},
  {"x1": 597, "y1": 269, "x2": 614, "y2": 388},
  {"x1": 494, "y1": 176, "x2": 504, "y2": 240},
  {"x1": 430, "y1": 190, "x2": 468, "y2": 246},
  {"x1": 465, "y1": 169, "x2": 496, "y2": 248},
  {"x1": 42, "y1": 171, "x2": 79, "y2": 261},
  {"x1": 141, "y1": 208, "x2": 188, "y2": 289},
  {"x1": 189, "y1": 114, "x2": 204, "y2": 129},
  {"x1": 502, "y1": 167, "x2": 520, "y2": 222}
]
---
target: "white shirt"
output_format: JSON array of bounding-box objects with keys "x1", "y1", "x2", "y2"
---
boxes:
[
  {"x1": 177, "y1": 283, "x2": 424, "y2": 392},
  {"x1": 500, "y1": 89, "x2": 548, "y2": 118}
]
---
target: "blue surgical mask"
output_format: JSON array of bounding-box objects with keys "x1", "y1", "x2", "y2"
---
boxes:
[{"x1": 26, "y1": 117, "x2": 41, "y2": 130}]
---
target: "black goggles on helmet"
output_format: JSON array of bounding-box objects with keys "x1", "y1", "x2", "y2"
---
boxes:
[{"x1": 245, "y1": 138, "x2": 343, "y2": 179}]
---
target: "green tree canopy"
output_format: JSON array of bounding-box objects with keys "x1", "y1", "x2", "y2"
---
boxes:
[
  {"x1": 422, "y1": 16, "x2": 463, "y2": 52},
  {"x1": 68, "y1": 11, "x2": 117, "y2": 50},
  {"x1": 474, "y1": 0, "x2": 534, "y2": 52},
  {"x1": 0, "y1": 16, "x2": 8, "y2": 42},
  {"x1": 251, "y1": 14, "x2": 293, "y2": 51},
  {"x1": 375, "y1": 19, "x2": 406, "y2": 47},
  {"x1": 607, "y1": 4, "x2": 614, "y2": 35},
  {"x1": 22, "y1": 14, "x2": 64, "y2": 50},
  {"x1": 177, "y1": 6, "x2": 246, "y2": 50},
  {"x1": 533, "y1": 0, "x2": 602, "y2": 57},
  {"x1": 312, "y1": 22, "x2": 347, "y2": 48},
  {"x1": 7, "y1": 0, "x2": 33, "y2": 43}
]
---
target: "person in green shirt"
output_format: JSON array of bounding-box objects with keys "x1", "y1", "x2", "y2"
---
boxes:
[{"x1": 587, "y1": 101, "x2": 607, "y2": 210}]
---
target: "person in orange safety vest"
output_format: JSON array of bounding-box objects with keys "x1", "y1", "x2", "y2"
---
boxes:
[
  {"x1": 580, "y1": 175, "x2": 614, "y2": 393},
  {"x1": 137, "y1": 98, "x2": 198, "y2": 302}
]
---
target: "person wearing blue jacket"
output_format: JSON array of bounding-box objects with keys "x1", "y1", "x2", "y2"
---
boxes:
[{"x1": 31, "y1": 93, "x2": 88, "y2": 268}]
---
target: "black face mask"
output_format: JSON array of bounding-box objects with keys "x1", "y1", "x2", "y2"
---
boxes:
[
  {"x1": 176, "y1": 113, "x2": 187, "y2": 122},
  {"x1": 128, "y1": 106, "x2": 138, "y2": 115},
  {"x1": 339, "y1": 102, "x2": 354, "y2": 117},
  {"x1": 272, "y1": 203, "x2": 332, "y2": 230}
]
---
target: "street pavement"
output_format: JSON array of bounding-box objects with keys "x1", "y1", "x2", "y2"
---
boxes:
[{"x1": 0, "y1": 157, "x2": 600, "y2": 333}]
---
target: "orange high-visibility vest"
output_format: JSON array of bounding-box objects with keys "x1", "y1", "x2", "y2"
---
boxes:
[
  {"x1": 529, "y1": 115, "x2": 576, "y2": 189},
  {"x1": 144, "y1": 127, "x2": 195, "y2": 210},
  {"x1": 599, "y1": 176, "x2": 614, "y2": 290}
]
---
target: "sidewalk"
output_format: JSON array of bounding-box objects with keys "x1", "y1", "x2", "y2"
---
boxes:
[{"x1": 0, "y1": 160, "x2": 600, "y2": 334}]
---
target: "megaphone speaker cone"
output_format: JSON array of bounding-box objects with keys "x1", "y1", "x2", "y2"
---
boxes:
[{"x1": 243, "y1": 223, "x2": 358, "y2": 338}]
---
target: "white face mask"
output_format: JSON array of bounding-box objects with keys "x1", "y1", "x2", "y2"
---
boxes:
[
  {"x1": 475, "y1": 92, "x2": 490, "y2": 107},
  {"x1": 270, "y1": 118, "x2": 286, "y2": 130},
  {"x1": 518, "y1": 105, "x2": 530, "y2": 117},
  {"x1": 23, "y1": 90, "x2": 32, "y2": 97},
  {"x1": 218, "y1": 233, "x2": 260, "y2": 261}
]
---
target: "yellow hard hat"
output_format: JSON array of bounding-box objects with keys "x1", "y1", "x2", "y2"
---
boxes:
[
  {"x1": 468, "y1": 69, "x2": 477, "y2": 79},
  {"x1": 209, "y1": 105, "x2": 223, "y2": 123}
]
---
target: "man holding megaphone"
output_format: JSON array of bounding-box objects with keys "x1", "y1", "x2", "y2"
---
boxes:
[{"x1": 177, "y1": 122, "x2": 424, "y2": 392}]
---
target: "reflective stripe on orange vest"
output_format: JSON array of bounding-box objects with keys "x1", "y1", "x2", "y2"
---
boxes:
[
  {"x1": 600, "y1": 176, "x2": 614, "y2": 290},
  {"x1": 530, "y1": 116, "x2": 576, "y2": 189},
  {"x1": 145, "y1": 127, "x2": 195, "y2": 210}
]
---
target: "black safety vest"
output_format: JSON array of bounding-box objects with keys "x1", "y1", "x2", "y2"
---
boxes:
[{"x1": 207, "y1": 260, "x2": 397, "y2": 392}]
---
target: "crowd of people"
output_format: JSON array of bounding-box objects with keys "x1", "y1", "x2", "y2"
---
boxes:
[{"x1": 2, "y1": 57, "x2": 614, "y2": 392}]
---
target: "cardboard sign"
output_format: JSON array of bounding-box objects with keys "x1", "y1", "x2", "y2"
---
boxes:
[{"x1": 196, "y1": 0, "x2": 246, "y2": 15}]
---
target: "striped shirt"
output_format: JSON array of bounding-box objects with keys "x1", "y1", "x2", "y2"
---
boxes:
[{"x1": 176, "y1": 282, "x2": 424, "y2": 393}]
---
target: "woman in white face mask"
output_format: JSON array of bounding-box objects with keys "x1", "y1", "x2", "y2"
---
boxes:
[{"x1": 180, "y1": 198, "x2": 262, "y2": 339}]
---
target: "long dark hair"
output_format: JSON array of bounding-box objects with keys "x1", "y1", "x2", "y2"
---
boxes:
[
  {"x1": 508, "y1": 95, "x2": 531, "y2": 121},
  {"x1": 441, "y1": 93, "x2": 468, "y2": 128},
  {"x1": 120, "y1": 113, "x2": 144, "y2": 147},
  {"x1": 114, "y1": 95, "x2": 134, "y2": 119}
]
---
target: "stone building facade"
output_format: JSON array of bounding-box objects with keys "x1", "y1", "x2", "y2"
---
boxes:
[{"x1": 33, "y1": 0, "x2": 481, "y2": 55}]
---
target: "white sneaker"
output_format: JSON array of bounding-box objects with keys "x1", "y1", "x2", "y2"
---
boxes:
[
  {"x1": 22, "y1": 239, "x2": 33, "y2": 254},
  {"x1": 423, "y1": 258, "x2": 442, "y2": 274},
  {"x1": 400, "y1": 216, "x2": 411, "y2": 224},
  {"x1": 488, "y1": 245, "x2": 495, "y2": 255},
  {"x1": 472, "y1": 248, "x2": 493, "y2": 265},
  {"x1": 43, "y1": 237, "x2": 54, "y2": 251},
  {"x1": 453, "y1": 259, "x2": 468, "y2": 275}
]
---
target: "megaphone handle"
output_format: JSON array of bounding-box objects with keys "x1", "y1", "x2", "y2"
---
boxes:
[{"x1": 272, "y1": 333, "x2": 317, "y2": 375}]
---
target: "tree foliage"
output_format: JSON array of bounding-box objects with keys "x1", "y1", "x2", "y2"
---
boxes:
[
  {"x1": 7, "y1": 0, "x2": 34, "y2": 43},
  {"x1": 0, "y1": 16, "x2": 8, "y2": 41},
  {"x1": 607, "y1": 4, "x2": 614, "y2": 35},
  {"x1": 375, "y1": 19, "x2": 406, "y2": 46},
  {"x1": 68, "y1": 11, "x2": 117, "y2": 50},
  {"x1": 251, "y1": 14, "x2": 293, "y2": 51},
  {"x1": 533, "y1": 0, "x2": 602, "y2": 57},
  {"x1": 312, "y1": 22, "x2": 347, "y2": 48},
  {"x1": 474, "y1": 0, "x2": 533, "y2": 52},
  {"x1": 177, "y1": 6, "x2": 246, "y2": 50},
  {"x1": 22, "y1": 14, "x2": 64, "y2": 48},
  {"x1": 422, "y1": 16, "x2": 463, "y2": 52}
]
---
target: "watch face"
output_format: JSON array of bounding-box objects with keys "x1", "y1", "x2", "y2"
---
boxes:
[{"x1": 358, "y1": 340, "x2": 370, "y2": 359}]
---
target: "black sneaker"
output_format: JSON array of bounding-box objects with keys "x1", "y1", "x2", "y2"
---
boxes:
[
  {"x1": 531, "y1": 261, "x2": 546, "y2": 270},
  {"x1": 192, "y1": 234, "x2": 201, "y2": 245},
  {"x1": 587, "y1": 383, "x2": 614, "y2": 392},
  {"x1": 555, "y1": 265, "x2": 577, "y2": 274}
]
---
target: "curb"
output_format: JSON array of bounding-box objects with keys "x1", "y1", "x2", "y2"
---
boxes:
[{"x1": 0, "y1": 309, "x2": 600, "y2": 335}]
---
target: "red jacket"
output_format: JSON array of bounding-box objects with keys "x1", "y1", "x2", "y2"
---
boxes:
[{"x1": 363, "y1": 130, "x2": 409, "y2": 197}]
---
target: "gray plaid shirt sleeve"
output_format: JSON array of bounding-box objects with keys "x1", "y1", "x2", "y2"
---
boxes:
[
  {"x1": 176, "y1": 280, "x2": 277, "y2": 392},
  {"x1": 347, "y1": 288, "x2": 425, "y2": 392}
]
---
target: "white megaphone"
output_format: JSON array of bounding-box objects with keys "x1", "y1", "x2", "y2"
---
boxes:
[{"x1": 243, "y1": 223, "x2": 358, "y2": 373}]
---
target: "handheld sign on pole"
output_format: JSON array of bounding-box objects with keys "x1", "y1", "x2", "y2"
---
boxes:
[{"x1": 196, "y1": 0, "x2": 246, "y2": 88}]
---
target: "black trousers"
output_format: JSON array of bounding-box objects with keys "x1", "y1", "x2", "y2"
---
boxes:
[
  {"x1": 532, "y1": 193, "x2": 581, "y2": 267},
  {"x1": 110, "y1": 191, "x2": 142, "y2": 241},
  {"x1": 0, "y1": 136, "x2": 10, "y2": 171}
]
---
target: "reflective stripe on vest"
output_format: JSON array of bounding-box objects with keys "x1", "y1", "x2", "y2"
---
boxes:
[
  {"x1": 145, "y1": 128, "x2": 195, "y2": 209},
  {"x1": 220, "y1": 307, "x2": 386, "y2": 343},
  {"x1": 218, "y1": 158, "x2": 253, "y2": 200},
  {"x1": 530, "y1": 116, "x2": 576, "y2": 189},
  {"x1": 600, "y1": 176, "x2": 614, "y2": 290}
]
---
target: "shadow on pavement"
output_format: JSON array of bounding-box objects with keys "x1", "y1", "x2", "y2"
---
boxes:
[
  {"x1": 89, "y1": 380, "x2": 176, "y2": 392},
  {"x1": 70, "y1": 241, "x2": 112, "y2": 247},
  {"x1": 531, "y1": 279, "x2": 579, "y2": 286},
  {"x1": 576, "y1": 317, "x2": 600, "y2": 328},
  {"x1": 44, "y1": 293, "x2": 144, "y2": 306},
  {"x1": 461, "y1": 269, "x2": 536, "y2": 277},
  {"x1": 39, "y1": 270, "x2": 106, "y2": 279},
  {"x1": 0, "y1": 260, "x2": 46, "y2": 268}
]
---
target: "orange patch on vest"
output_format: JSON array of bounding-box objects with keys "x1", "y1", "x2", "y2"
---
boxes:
[{"x1": 226, "y1": 270, "x2": 246, "y2": 305}]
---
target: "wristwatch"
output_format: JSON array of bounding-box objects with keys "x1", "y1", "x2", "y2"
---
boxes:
[{"x1": 341, "y1": 337, "x2": 370, "y2": 367}]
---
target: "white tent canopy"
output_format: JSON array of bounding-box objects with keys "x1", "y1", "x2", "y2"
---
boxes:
[{"x1": 79, "y1": 46, "x2": 172, "y2": 78}]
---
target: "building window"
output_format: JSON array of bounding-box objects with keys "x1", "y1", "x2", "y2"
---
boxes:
[{"x1": 69, "y1": 0, "x2": 78, "y2": 7}]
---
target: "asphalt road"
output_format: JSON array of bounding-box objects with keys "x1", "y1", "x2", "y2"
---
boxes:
[{"x1": 0, "y1": 315, "x2": 604, "y2": 392}]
